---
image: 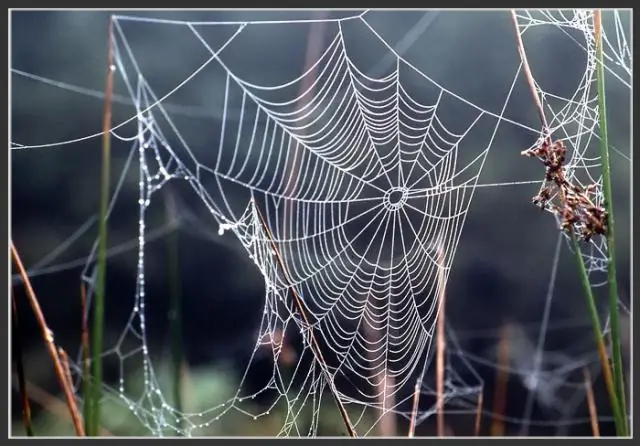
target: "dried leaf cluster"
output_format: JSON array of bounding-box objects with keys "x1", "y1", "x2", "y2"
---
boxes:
[{"x1": 522, "y1": 139, "x2": 607, "y2": 242}]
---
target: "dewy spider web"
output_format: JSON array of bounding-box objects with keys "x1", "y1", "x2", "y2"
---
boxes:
[{"x1": 9, "y1": 9, "x2": 630, "y2": 437}]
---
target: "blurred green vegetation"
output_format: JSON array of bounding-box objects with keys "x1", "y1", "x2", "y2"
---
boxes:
[{"x1": 12, "y1": 359, "x2": 379, "y2": 437}]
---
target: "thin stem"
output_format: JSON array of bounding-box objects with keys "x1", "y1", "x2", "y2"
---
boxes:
[
  {"x1": 254, "y1": 203, "x2": 357, "y2": 438},
  {"x1": 165, "y1": 190, "x2": 184, "y2": 434},
  {"x1": 435, "y1": 244, "x2": 446, "y2": 437},
  {"x1": 407, "y1": 378, "x2": 421, "y2": 437},
  {"x1": 474, "y1": 389, "x2": 483, "y2": 437},
  {"x1": 11, "y1": 242, "x2": 85, "y2": 436},
  {"x1": 490, "y1": 324, "x2": 509, "y2": 437},
  {"x1": 80, "y1": 283, "x2": 91, "y2": 434},
  {"x1": 12, "y1": 294, "x2": 34, "y2": 436},
  {"x1": 509, "y1": 10, "x2": 550, "y2": 138},
  {"x1": 593, "y1": 10, "x2": 626, "y2": 434},
  {"x1": 20, "y1": 380, "x2": 114, "y2": 436},
  {"x1": 58, "y1": 348, "x2": 75, "y2": 393},
  {"x1": 90, "y1": 15, "x2": 115, "y2": 436},
  {"x1": 570, "y1": 232, "x2": 624, "y2": 434},
  {"x1": 583, "y1": 367, "x2": 600, "y2": 437}
]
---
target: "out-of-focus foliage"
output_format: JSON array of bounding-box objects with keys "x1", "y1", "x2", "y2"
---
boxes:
[{"x1": 12, "y1": 360, "x2": 377, "y2": 437}]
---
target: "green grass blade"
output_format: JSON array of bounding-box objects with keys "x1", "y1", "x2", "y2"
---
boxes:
[
  {"x1": 570, "y1": 232, "x2": 624, "y2": 435},
  {"x1": 593, "y1": 10, "x2": 627, "y2": 434},
  {"x1": 89, "y1": 16, "x2": 115, "y2": 436}
]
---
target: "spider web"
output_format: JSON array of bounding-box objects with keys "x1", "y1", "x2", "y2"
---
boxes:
[{"x1": 10, "y1": 9, "x2": 631, "y2": 437}]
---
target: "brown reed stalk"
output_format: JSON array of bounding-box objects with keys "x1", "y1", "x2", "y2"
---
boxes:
[
  {"x1": 17, "y1": 380, "x2": 113, "y2": 436},
  {"x1": 490, "y1": 324, "x2": 510, "y2": 437},
  {"x1": 80, "y1": 282, "x2": 91, "y2": 433},
  {"x1": 435, "y1": 243, "x2": 446, "y2": 437},
  {"x1": 583, "y1": 368, "x2": 600, "y2": 437},
  {"x1": 12, "y1": 293, "x2": 34, "y2": 436},
  {"x1": 254, "y1": 204, "x2": 357, "y2": 437},
  {"x1": 509, "y1": 10, "x2": 549, "y2": 138},
  {"x1": 58, "y1": 348, "x2": 74, "y2": 392},
  {"x1": 407, "y1": 378, "x2": 421, "y2": 437},
  {"x1": 11, "y1": 242, "x2": 85, "y2": 436},
  {"x1": 474, "y1": 389, "x2": 484, "y2": 436}
]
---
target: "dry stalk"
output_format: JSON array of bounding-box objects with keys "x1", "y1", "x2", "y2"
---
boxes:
[
  {"x1": 435, "y1": 243, "x2": 446, "y2": 437},
  {"x1": 58, "y1": 348, "x2": 75, "y2": 392},
  {"x1": 80, "y1": 282, "x2": 91, "y2": 430},
  {"x1": 407, "y1": 378, "x2": 421, "y2": 437},
  {"x1": 11, "y1": 242, "x2": 85, "y2": 436},
  {"x1": 583, "y1": 368, "x2": 600, "y2": 437},
  {"x1": 509, "y1": 10, "x2": 549, "y2": 137},
  {"x1": 14, "y1": 380, "x2": 113, "y2": 436},
  {"x1": 254, "y1": 204, "x2": 357, "y2": 437},
  {"x1": 12, "y1": 294, "x2": 33, "y2": 436},
  {"x1": 490, "y1": 324, "x2": 510, "y2": 437},
  {"x1": 474, "y1": 389, "x2": 484, "y2": 436}
]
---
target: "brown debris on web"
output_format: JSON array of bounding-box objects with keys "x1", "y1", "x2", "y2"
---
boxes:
[{"x1": 522, "y1": 138, "x2": 607, "y2": 242}]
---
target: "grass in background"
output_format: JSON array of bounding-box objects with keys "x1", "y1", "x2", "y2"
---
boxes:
[
  {"x1": 164, "y1": 189, "x2": 184, "y2": 434},
  {"x1": 88, "y1": 15, "x2": 116, "y2": 436}
]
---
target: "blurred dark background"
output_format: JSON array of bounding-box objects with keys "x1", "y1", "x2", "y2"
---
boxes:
[{"x1": 10, "y1": 9, "x2": 631, "y2": 437}]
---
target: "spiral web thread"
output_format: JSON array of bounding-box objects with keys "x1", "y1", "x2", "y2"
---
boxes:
[{"x1": 10, "y1": 9, "x2": 630, "y2": 437}]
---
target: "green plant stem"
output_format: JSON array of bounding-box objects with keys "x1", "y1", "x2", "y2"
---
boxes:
[
  {"x1": 593, "y1": 10, "x2": 627, "y2": 434},
  {"x1": 89, "y1": 16, "x2": 115, "y2": 437},
  {"x1": 570, "y1": 232, "x2": 624, "y2": 435}
]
